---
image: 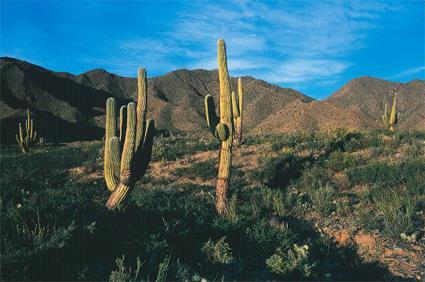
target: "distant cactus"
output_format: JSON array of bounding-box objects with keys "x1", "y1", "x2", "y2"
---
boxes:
[
  {"x1": 232, "y1": 77, "x2": 243, "y2": 145},
  {"x1": 104, "y1": 68, "x2": 155, "y2": 210},
  {"x1": 382, "y1": 93, "x2": 398, "y2": 132},
  {"x1": 204, "y1": 39, "x2": 238, "y2": 215},
  {"x1": 15, "y1": 109, "x2": 38, "y2": 153}
]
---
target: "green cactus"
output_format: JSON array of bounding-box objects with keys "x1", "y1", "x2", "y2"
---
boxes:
[
  {"x1": 204, "y1": 39, "x2": 239, "y2": 215},
  {"x1": 104, "y1": 68, "x2": 155, "y2": 209},
  {"x1": 382, "y1": 93, "x2": 398, "y2": 132},
  {"x1": 233, "y1": 77, "x2": 243, "y2": 144},
  {"x1": 15, "y1": 109, "x2": 38, "y2": 153}
]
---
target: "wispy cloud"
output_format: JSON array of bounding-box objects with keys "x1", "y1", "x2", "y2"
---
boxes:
[
  {"x1": 109, "y1": 1, "x2": 397, "y2": 86},
  {"x1": 390, "y1": 66, "x2": 425, "y2": 80}
]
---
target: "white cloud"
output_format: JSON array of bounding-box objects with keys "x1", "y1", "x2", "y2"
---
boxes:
[
  {"x1": 391, "y1": 66, "x2": 425, "y2": 79},
  {"x1": 113, "y1": 1, "x2": 397, "y2": 85}
]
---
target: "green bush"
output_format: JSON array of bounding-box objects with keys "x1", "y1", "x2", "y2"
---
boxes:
[
  {"x1": 173, "y1": 159, "x2": 217, "y2": 179},
  {"x1": 308, "y1": 183, "x2": 335, "y2": 216},
  {"x1": 373, "y1": 190, "x2": 417, "y2": 238},
  {"x1": 201, "y1": 237, "x2": 234, "y2": 264},
  {"x1": 253, "y1": 153, "x2": 306, "y2": 189},
  {"x1": 266, "y1": 243, "x2": 314, "y2": 277}
]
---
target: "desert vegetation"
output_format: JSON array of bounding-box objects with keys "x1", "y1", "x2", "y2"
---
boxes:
[
  {"x1": 1, "y1": 129, "x2": 424, "y2": 281},
  {"x1": 2, "y1": 39, "x2": 424, "y2": 281}
]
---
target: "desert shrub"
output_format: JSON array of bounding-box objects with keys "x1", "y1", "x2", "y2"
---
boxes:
[
  {"x1": 172, "y1": 159, "x2": 216, "y2": 179},
  {"x1": 347, "y1": 159, "x2": 425, "y2": 194},
  {"x1": 201, "y1": 237, "x2": 234, "y2": 264},
  {"x1": 261, "y1": 188, "x2": 286, "y2": 216},
  {"x1": 109, "y1": 256, "x2": 142, "y2": 282},
  {"x1": 373, "y1": 190, "x2": 417, "y2": 238},
  {"x1": 296, "y1": 166, "x2": 333, "y2": 192},
  {"x1": 153, "y1": 137, "x2": 218, "y2": 161},
  {"x1": 266, "y1": 243, "x2": 314, "y2": 278},
  {"x1": 325, "y1": 151, "x2": 363, "y2": 172},
  {"x1": 405, "y1": 142, "x2": 424, "y2": 158},
  {"x1": 308, "y1": 183, "x2": 335, "y2": 216},
  {"x1": 253, "y1": 153, "x2": 306, "y2": 189}
]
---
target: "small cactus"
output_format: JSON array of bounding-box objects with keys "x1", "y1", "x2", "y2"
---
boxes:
[
  {"x1": 15, "y1": 109, "x2": 38, "y2": 153},
  {"x1": 104, "y1": 68, "x2": 155, "y2": 209},
  {"x1": 204, "y1": 39, "x2": 238, "y2": 215},
  {"x1": 382, "y1": 93, "x2": 398, "y2": 132}
]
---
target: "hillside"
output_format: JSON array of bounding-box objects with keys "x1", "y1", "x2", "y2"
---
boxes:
[
  {"x1": 0, "y1": 57, "x2": 311, "y2": 143},
  {"x1": 255, "y1": 99, "x2": 379, "y2": 133},
  {"x1": 1, "y1": 57, "x2": 424, "y2": 144},
  {"x1": 326, "y1": 77, "x2": 425, "y2": 130}
]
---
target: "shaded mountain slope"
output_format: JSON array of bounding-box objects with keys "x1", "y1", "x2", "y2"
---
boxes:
[{"x1": 0, "y1": 57, "x2": 311, "y2": 143}]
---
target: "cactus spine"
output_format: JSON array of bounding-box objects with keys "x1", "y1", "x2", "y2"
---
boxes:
[
  {"x1": 104, "y1": 68, "x2": 155, "y2": 209},
  {"x1": 204, "y1": 39, "x2": 235, "y2": 215},
  {"x1": 15, "y1": 109, "x2": 38, "y2": 153},
  {"x1": 382, "y1": 93, "x2": 398, "y2": 132}
]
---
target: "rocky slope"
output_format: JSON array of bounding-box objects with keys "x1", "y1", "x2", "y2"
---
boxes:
[{"x1": 1, "y1": 57, "x2": 424, "y2": 143}]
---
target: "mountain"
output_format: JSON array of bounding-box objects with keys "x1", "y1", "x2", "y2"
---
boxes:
[
  {"x1": 255, "y1": 76, "x2": 425, "y2": 133},
  {"x1": 255, "y1": 99, "x2": 378, "y2": 133},
  {"x1": 326, "y1": 77, "x2": 425, "y2": 130},
  {"x1": 0, "y1": 57, "x2": 311, "y2": 143}
]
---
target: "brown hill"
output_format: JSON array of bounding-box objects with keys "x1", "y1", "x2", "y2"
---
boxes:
[
  {"x1": 326, "y1": 77, "x2": 425, "y2": 130},
  {"x1": 0, "y1": 57, "x2": 311, "y2": 143},
  {"x1": 255, "y1": 99, "x2": 379, "y2": 133}
]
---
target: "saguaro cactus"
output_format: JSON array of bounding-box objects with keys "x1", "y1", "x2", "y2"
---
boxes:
[
  {"x1": 232, "y1": 77, "x2": 243, "y2": 144},
  {"x1": 104, "y1": 68, "x2": 155, "y2": 209},
  {"x1": 382, "y1": 93, "x2": 398, "y2": 132},
  {"x1": 16, "y1": 109, "x2": 38, "y2": 153},
  {"x1": 204, "y1": 39, "x2": 235, "y2": 215}
]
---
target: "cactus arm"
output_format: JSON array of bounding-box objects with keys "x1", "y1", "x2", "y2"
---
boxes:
[
  {"x1": 389, "y1": 93, "x2": 397, "y2": 131},
  {"x1": 104, "y1": 98, "x2": 118, "y2": 189},
  {"x1": 105, "y1": 98, "x2": 117, "y2": 142},
  {"x1": 29, "y1": 119, "x2": 34, "y2": 140},
  {"x1": 18, "y1": 123, "x2": 24, "y2": 143},
  {"x1": 205, "y1": 95, "x2": 220, "y2": 135},
  {"x1": 134, "y1": 119, "x2": 155, "y2": 180},
  {"x1": 231, "y1": 91, "x2": 240, "y2": 119},
  {"x1": 119, "y1": 106, "x2": 127, "y2": 143},
  {"x1": 26, "y1": 109, "x2": 30, "y2": 136},
  {"x1": 120, "y1": 102, "x2": 136, "y2": 185},
  {"x1": 237, "y1": 77, "x2": 243, "y2": 143},
  {"x1": 105, "y1": 137, "x2": 120, "y2": 191},
  {"x1": 381, "y1": 102, "x2": 389, "y2": 128},
  {"x1": 238, "y1": 77, "x2": 243, "y2": 118},
  {"x1": 135, "y1": 68, "x2": 147, "y2": 151},
  {"x1": 216, "y1": 38, "x2": 233, "y2": 215}
]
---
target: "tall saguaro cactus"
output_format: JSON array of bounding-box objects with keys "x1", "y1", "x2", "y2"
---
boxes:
[
  {"x1": 16, "y1": 109, "x2": 38, "y2": 153},
  {"x1": 204, "y1": 39, "x2": 235, "y2": 215},
  {"x1": 232, "y1": 77, "x2": 243, "y2": 144},
  {"x1": 104, "y1": 68, "x2": 155, "y2": 210},
  {"x1": 382, "y1": 93, "x2": 398, "y2": 132}
]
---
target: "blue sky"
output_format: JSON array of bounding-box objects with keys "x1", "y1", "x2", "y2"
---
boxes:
[{"x1": 1, "y1": 0, "x2": 424, "y2": 99}]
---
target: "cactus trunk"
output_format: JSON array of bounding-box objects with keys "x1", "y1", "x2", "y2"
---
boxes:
[
  {"x1": 216, "y1": 39, "x2": 233, "y2": 215},
  {"x1": 203, "y1": 39, "x2": 240, "y2": 215}
]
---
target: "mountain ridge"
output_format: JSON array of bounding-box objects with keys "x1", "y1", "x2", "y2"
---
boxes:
[{"x1": 1, "y1": 56, "x2": 424, "y2": 144}]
